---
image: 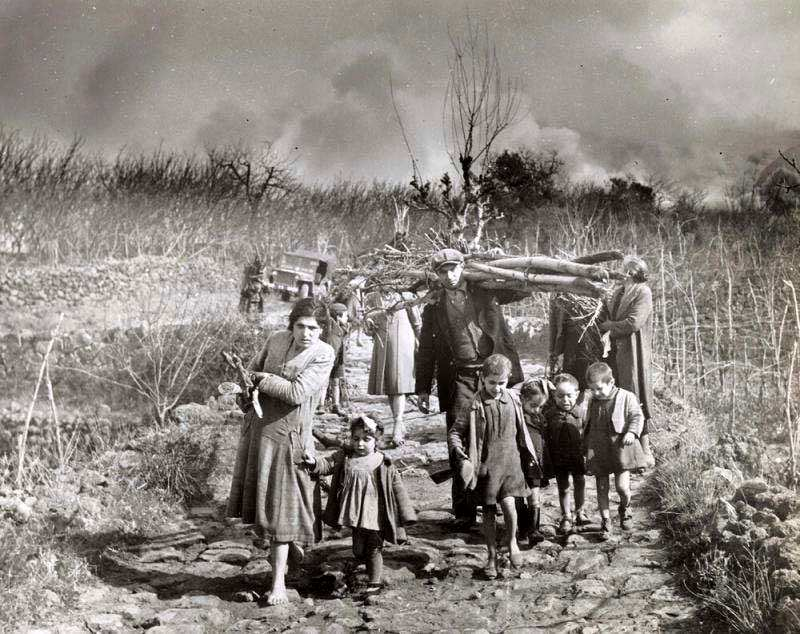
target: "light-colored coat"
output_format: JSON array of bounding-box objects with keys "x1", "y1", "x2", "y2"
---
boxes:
[
  {"x1": 583, "y1": 387, "x2": 644, "y2": 438},
  {"x1": 366, "y1": 291, "x2": 420, "y2": 396}
]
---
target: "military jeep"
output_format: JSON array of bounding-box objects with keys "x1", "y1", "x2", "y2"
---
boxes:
[{"x1": 268, "y1": 250, "x2": 336, "y2": 301}]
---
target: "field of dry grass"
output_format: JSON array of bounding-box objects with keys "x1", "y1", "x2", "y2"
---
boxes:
[{"x1": 1, "y1": 129, "x2": 800, "y2": 630}]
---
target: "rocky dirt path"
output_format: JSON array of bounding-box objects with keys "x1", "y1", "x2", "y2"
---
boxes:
[{"x1": 26, "y1": 332, "x2": 699, "y2": 633}]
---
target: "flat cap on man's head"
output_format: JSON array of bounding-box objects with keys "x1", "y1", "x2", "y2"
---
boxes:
[
  {"x1": 431, "y1": 248, "x2": 465, "y2": 271},
  {"x1": 329, "y1": 302, "x2": 348, "y2": 315}
]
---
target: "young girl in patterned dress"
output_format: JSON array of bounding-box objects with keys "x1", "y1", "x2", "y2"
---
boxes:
[{"x1": 306, "y1": 414, "x2": 416, "y2": 594}]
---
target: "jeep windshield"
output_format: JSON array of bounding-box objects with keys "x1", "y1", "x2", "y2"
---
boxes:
[{"x1": 278, "y1": 254, "x2": 319, "y2": 275}]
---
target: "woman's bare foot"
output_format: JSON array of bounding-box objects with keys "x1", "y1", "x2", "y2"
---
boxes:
[
  {"x1": 267, "y1": 587, "x2": 289, "y2": 605},
  {"x1": 392, "y1": 420, "x2": 406, "y2": 446}
]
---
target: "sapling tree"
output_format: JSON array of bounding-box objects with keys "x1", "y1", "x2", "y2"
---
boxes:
[{"x1": 394, "y1": 18, "x2": 522, "y2": 250}]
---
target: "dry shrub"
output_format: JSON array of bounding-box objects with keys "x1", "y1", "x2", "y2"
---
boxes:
[
  {"x1": 133, "y1": 423, "x2": 222, "y2": 504},
  {"x1": 0, "y1": 517, "x2": 91, "y2": 628},
  {"x1": 692, "y1": 547, "x2": 789, "y2": 633}
]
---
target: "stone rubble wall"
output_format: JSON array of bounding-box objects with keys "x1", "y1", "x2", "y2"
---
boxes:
[
  {"x1": 712, "y1": 476, "x2": 800, "y2": 628},
  {"x1": 0, "y1": 255, "x2": 231, "y2": 310}
]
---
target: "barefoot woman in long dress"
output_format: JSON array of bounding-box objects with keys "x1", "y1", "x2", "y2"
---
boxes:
[{"x1": 226, "y1": 298, "x2": 334, "y2": 605}]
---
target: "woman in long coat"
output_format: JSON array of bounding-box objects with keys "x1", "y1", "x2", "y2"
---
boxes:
[
  {"x1": 226, "y1": 298, "x2": 334, "y2": 605},
  {"x1": 365, "y1": 290, "x2": 421, "y2": 446},
  {"x1": 599, "y1": 256, "x2": 655, "y2": 466}
]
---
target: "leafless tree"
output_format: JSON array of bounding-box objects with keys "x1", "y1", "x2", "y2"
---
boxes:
[
  {"x1": 779, "y1": 149, "x2": 800, "y2": 191},
  {"x1": 394, "y1": 18, "x2": 522, "y2": 250},
  {"x1": 209, "y1": 142, "x2": 297, "y2": 210}
]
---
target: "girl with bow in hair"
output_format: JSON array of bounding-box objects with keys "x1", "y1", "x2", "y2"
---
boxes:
[{"x1": 305, "y1": 413, "x2": 416, "y2": 595}]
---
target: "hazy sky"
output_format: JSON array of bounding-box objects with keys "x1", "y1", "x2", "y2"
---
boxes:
[{"x1": 1, "y1": 0, "x2": 798, "y2": 196}]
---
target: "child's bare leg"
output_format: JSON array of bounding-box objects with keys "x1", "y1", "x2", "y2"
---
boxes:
[
  {"x1": 331, "y1": 379, "x2": 341, "y2": 408},
  {"x1": 615, "y1": 470, "x2": 631, "y2": 509},
  {"x1": 268, "y1": 542, "x2": 290, "y2": 605},
  {"x1": 389, "y1": 394, "x2": 406, "y2": 444},
  {"x1": 556, "y1": 473, "x2": 571, "y2": 517},
  {"x1": 500, "y1": 496, "x2": 522, "y2": 565},
  {"x1": 574, "y1": 474, "x2": 586, "y2": 513},
  {"x1": 596, "y1": 475, "x2": 611, "y2": 519},
  {"x1": 482, "y1": 504, "x2": 498, "y2": 576}
]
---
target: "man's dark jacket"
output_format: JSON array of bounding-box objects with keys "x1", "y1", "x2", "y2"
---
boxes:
[{"x1": 415, "y1": 283, "x2": 525, "y2": 412}]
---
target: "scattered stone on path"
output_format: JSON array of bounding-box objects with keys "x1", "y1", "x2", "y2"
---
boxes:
[
  {"x1": 155, "y1": 606, "x2": 231, "y2": 628},
  {"x1": 84, "y1": 613, "x2": 125, "y2": 634},
  {"x1": 198, "y1": 540, "x2": 252, "y2": 565},
  {"x1": 562, "y1": 551, "x2": 607, "y2": 575},
  {"x1": 138, "y1": 547, "x2": 185, "y2": 564}
]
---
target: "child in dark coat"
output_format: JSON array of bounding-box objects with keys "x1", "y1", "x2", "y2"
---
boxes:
[
  {"x1": 306, "y1": 414, "x2": 416, "y2": 593},
  {"x1": 543, "y1": 373, "x2": 589, "y2": 534},
  {"x1": 449, "y1": 354, "x2": 539, "y2": 579},
  {"x1": 516, "y1": 377, "x2": 552, "y2": 544},
  {"x1": 584, "y1": 362, "x2": 645, "y2": 538}
]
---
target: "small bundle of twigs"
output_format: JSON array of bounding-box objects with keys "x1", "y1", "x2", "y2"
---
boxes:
[{"x1": 553, "y1": 291, "x2": 606, "y2": 361}]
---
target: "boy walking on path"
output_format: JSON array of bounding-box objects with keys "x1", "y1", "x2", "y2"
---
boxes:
[
  {"x1": 448, "y1": 354, "x2": 539, "y2": 578},
  {"x1": 415, "y1": 248, "x2": 529, "y2": 526}
]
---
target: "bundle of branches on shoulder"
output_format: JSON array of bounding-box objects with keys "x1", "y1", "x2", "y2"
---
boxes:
[{"x1": 345, "y1": 237, "x2": 624, "y2": 297}]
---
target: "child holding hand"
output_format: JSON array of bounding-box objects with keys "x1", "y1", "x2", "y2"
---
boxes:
[
  {"x1": 583, "y1": 362, "x2": 645, "y2": 537},
  {"x1": 306, "y1": 414, "x2": 416, "y2": 593},
  {"x1": 449, "y1": 354, "x2": 539, "y2": 579},
  {"x1": 543, "y1": 373, "x2": 589, "y2": 534}
]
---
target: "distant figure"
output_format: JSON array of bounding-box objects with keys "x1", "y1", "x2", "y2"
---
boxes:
[
  {"x1": 305, "y1": 414, "x2": 416, "y2": 595},
  {"x1": 364, "y1": 290, "x2": 421, "y2": 446},
  {"x1": 239, "y1": 255, "x2": 267, "y2": 314},
  {"x1": 583, "y1": 362, "x2": 646, "y2": 538},
  {"x1": 598, "y1": 255, "x2": 655, "y2": 467},
  {"x1": 320, "y1": 302, "x2": 351, "y2": 415},
  {"x1": 226, "y1": 298, "x2": 334, "y2": 605}
]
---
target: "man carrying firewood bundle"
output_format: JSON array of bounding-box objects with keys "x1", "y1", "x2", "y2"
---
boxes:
[{"x1": 415, "y1": 248, "x2": 529, "y2": 528}]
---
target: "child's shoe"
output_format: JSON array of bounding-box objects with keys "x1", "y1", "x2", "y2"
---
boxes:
[
  {"x1": 619, "y1": 507, "x2": 633, "y2": 531},
  {"x1": 557, "y1": 515, "x2": 573, "y2": 535},
  {"x1": 600, "y1": 517, "x2": 613, "y2": 539},
  {"x1": 574, "y1": 509, "x2": 591, "y2": 526}
]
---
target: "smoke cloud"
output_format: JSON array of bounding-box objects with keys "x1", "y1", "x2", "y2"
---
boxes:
[{"x1": 1, "y1": 0, "x2": 798, "y2": 196}]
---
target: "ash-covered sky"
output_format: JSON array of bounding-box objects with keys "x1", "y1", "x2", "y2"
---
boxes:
[{"x1": 1, "y1": 0, "x2": 799, "y2": 196}]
